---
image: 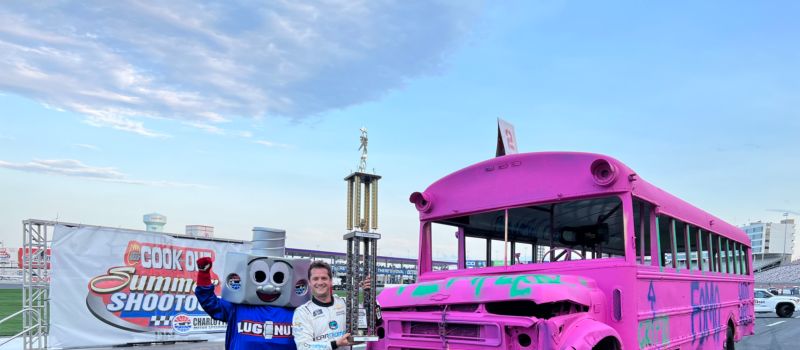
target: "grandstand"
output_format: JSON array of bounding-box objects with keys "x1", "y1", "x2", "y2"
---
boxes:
[
  {"x1": 752, "y1": 253, "x2": 786, "y2": 273},
  {"x1": 755, "y1": 258, "x2": 800, "y2": 285}
]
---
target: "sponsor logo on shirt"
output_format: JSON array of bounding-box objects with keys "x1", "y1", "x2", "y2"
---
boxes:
[
  {"x1": 313, "y1": 330, "x2": 346, "y2": 341},
  {"x1": 237, "y1": 320, "x2": 293, "y2": 339},
  {"x1": 312, "y1": 309, "x2": 323, "y2": 317},
  {"x1": 329, "y1": 320, "x2": 338, "y2": 330}
]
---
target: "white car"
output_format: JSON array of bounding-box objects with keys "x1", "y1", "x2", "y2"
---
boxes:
[{"x1": 754, "y1": 288, "x2": 800, "y2": 318}]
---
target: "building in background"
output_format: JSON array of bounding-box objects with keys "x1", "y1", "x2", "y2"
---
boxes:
[
  {"x1": 186, "y1": 225, "x2": 214, "y2": 238},
  {"x1": 742, "y1": 219, "x2": 796, "y2": 257},
  {"x1": 0, "y1": 242, "x2": 22, "y2": 283},
  {"x1": 143, "y1": 213, "x2": 167, "y2": 232}
]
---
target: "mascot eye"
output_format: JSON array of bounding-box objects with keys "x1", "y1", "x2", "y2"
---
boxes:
[
  {"x1": 271, "y1": 262, "x2": 291, "y2": 286},
  {"x1": 250, "y1": 260, "x2": 270, "y2": 285}
]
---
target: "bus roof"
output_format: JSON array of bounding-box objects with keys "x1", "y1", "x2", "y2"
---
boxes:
[{"x1": 415, "y1": 152, "x2": 748, "y2": 245}]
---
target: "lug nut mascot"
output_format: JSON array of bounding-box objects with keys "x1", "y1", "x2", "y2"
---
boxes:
[{"x1": 195, "y1": 227, "x2": 311, "y2": 350}]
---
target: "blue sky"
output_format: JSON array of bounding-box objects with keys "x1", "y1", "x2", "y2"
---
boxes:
[{"x1": 1, "y1": 1, "x2": 798, "y2": 260}]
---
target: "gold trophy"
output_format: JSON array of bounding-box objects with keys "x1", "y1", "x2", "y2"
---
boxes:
[{"x1": 343, "y1": 128, "x2": 380, "y2": 342}]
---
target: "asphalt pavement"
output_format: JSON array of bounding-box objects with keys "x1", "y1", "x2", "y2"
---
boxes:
[
  {"x1": 1, "y1": 314, "x2": 797, "y2": 349},
  {"x1": 737, "y1": 312, "x2": 800, "y2": 350}
]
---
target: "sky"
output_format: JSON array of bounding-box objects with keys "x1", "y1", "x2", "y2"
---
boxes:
[{"x1": 0, "y1": 1, "x2": 798, "y2": 261}]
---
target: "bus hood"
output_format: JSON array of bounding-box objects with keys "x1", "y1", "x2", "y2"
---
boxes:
[{"x1": 378, "y1": 273, "x2": 596, "y2": 309}]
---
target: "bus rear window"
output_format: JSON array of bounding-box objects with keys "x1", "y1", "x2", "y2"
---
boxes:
[{"x1": 431, "y1": 195, "x2": 625, "y2": 265}]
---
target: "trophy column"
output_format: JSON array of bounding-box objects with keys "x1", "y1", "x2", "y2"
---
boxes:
[{"x1": 344, "y1": 171, "x2": 381, "y2": 342}]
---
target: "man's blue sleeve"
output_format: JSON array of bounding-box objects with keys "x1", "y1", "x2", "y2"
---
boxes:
[{"x1": 195, "y1": 285, "x2": 235, "y2": 321}]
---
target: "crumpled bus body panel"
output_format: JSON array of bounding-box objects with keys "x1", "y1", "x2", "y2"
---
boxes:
[
  {"x1": 371, "y1": 261, "x2": 631, "y2": 350},
  {"x1": 380, "y1": 273, "x2": 595, "y2": 309}
]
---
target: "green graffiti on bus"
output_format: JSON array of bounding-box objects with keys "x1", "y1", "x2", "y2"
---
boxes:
[
  {"x1": 405, "y1": 274, "x2": 579, "y2": 298},
  {"x1": 638, "y1": 315, "x2": 670, "y2": 348}
]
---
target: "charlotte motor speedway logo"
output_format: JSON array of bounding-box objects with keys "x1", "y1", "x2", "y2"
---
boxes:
[{"x1": 86, "y1": 240, "x2": 226, "y2": 334}]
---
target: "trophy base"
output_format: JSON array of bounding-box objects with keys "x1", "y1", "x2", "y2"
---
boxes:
[{"x1": 351, "y1": 336, "x2": 379, "y2": 342}]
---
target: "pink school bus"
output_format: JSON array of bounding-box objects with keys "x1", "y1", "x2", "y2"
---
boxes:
[{"x1": 370, "y1": 152, "x2": 754, "y2": 350}]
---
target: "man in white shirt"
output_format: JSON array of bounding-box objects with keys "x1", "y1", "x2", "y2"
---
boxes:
[{"x1": 293, "y1": 261, "x2": 370, "y2": 350}]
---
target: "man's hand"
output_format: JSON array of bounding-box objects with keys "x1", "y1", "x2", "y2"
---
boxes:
[
  {"x1": 335, "y1": 333, "x2": 353, "y2": 347},
  {"x1": 196, "y1": 257, "x2": 214, "y2": 287},
  {"x1": 360, "y1": 275, "x2": 371, "y2": 290}
]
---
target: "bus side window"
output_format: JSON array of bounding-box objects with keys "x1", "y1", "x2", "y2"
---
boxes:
[
  {"x1": 687, "y1": 225, "x2": 700, "y2": 271},
  {"x1": 734, "y1": 241, "x2": 741, "y2": 274},
  {"x1": 737, "y1": 242, "x2": 745, "y2": 275},
  {"x1": 657, "y1": 215, "x2": 674, "y2": 268},
  {"x1": 633, "y1": 199, "x2": 652, "y2": 265},
  {"x1": 430, "y1": 222, "x2": 459, "y2": 270},
  {"x1": 723, "y1": 238, "x2": 733, "y2": 274},
  {"x1": 710, "y1": 233, "x2": 720, "y2": 273},
  {"x1": 700, "y1": 229, "x2": 711, "y2": 272},
  {"x1": 718, "y1": 236, "x2": 727, "y2": 274},
  {"x1": 742, "y1": 245, "x2": 751, "y2": 275},
  {"x1": 465, "y1": 236, "x2": 487, "y2": 269},
  {"x1": 674, "y1": 219, "x2": 688, "y2": 271}
]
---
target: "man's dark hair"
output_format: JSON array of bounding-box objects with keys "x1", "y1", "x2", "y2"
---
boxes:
[{"x1": 308, "y1": 260, "x2": 332, "y2": 279}]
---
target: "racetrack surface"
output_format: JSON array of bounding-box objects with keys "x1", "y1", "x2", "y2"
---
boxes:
[
  {"x1": 1, "y1": 312, "x2": 797, "y2": 349},
  {"x1": 738, "y1": 312, "x2": 800, "y2": 350}
]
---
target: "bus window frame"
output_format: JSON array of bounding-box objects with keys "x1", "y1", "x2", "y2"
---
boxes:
[
  {"x1": 418, "y1": 193, "x2": 631, "y2": 275},
  {"x1": 645, "y1": 214, "x2": 751, "y2": 276},
  {"x1": 697, "y1": 228, "x2": 705, "y2": 271},
  {"x1": 682, "y1": 222, "x2": 691, "y2": 271},
  {"x1": 743, "y1": 245, "x2": 750, "y2": 275},
  {"x1": 706, "y1": 232, "x2": 715, "y2": 272},
  {"x1": 633, "y1": 198, "x2": 654, "y2": 266},
  {"x1": 735, "y1": 242, "x2": 743, "y2": 275},
  {"x1": 687, "y1": 224, "x2": 698, "y2": 271},
  {"x1": 669, "y1": 218, "x2": 678, "y2": 270},
  {"x1": 712, "y1": 233, "x2": 725, "y2": 273},
  {"x1": 639, "y1": 207, "x2": 645, "y2": 264}
]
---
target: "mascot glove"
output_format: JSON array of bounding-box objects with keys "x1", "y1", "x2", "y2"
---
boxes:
[{"x1": 196, "y1": 257, "x2": 213, "y2": 287}]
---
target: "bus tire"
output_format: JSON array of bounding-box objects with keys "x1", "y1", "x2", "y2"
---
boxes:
[
  {"x1": 724, "y1": 321, "x2": 736, "y2": 350},
  {"x1": 776, "y1": 303, "x2": 795, "y2": 318},
  {"x1": 591, "y1": 336, "x2": 620, "y2": 350}
]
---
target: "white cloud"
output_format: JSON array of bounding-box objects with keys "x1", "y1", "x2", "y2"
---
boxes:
[
  {"x1": 185, "y1": 121, "x2": 226, "y2": 135},
  {"x1": 254, "y1": 140, "x2": 290, "y2": 148},
  {"x1": 0, "y1": 158, "x2": 206, "y2": 188},
  {"x1": 0, "y1": 1, "x2": 481, "y2": 135},
  {"x1": 0, "y1": 159, "x2": 124, "y2": 179},
  {"x1": 72, "y1": 143, "x2": 99, "y2": 150}
]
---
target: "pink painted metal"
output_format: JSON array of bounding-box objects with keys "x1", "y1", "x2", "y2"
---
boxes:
[{"x1": 368, "y1": 152, "x2": 754, "y2": 350}]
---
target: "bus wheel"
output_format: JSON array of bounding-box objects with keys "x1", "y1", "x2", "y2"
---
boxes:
[
  {"x1": 777, "y1": 303, "x2": 795, "y2": 318},
  {"x1": 724, "y1": 321, "x2": 735, "y2": 350},
  {"x1": 592, "y1": 337, "x2": 620, "y2": 350}
]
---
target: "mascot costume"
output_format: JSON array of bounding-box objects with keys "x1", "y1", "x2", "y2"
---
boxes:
[{"x1": 195, "y1": 227, "x2": 311, "y2": 350}]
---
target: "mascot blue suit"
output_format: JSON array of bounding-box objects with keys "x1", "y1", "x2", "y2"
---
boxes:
[{"x1": 195, "y1": 227, "x2": 311, "y2": 350}]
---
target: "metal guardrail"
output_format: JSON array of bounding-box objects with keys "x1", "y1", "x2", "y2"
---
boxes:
[{"x1": 0, "y1": 308, "x2": 40, "y2": 348}]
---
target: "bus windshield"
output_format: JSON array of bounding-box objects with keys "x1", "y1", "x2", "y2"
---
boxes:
[{"x1": 431, "y1": 195, "x2": 626, "y2": 267}]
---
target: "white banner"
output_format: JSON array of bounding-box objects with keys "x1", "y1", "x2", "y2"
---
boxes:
[
  {"x1": 496, "y1": 117, "x2": 519, "y2": 156},
  {"x1": 49, "y1": 225, "x2": 250, "y2": 349}
]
